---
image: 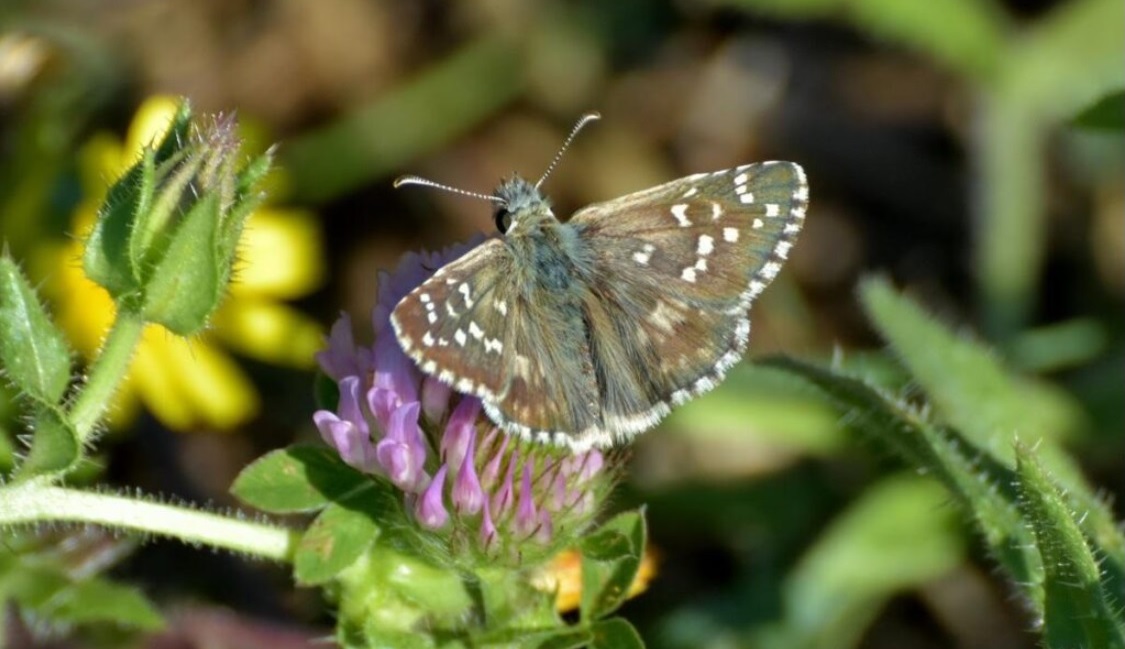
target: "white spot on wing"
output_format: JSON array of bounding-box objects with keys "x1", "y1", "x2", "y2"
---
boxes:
[
  {"x1": 723, "y1": 227, "x2": 739, "y2": 242},
  {"x1": 739, "y1": 192, "x2": 755, "y2": 204},
  {"x1": 777, "y1": 241, "x2": 793, "y2": 259},
  {"x1": 734, "y1": 172, "x2": 749, "y2": 185},
  {"x1": 422, "y1": 332, "x2": 435, "y2": 347},
  {"x1": 454, "y1": 328, "x2": 467, "y2": 346},
  {"x1": 682, "y1": 187, "x2": 698, "y2": 198},
  {"x1": 697, "y1": 235, "x2": 715, "y2": 256},
  {"x1": 494, "y1": 299, "x2": 508, "y2": 316},
  {"x1": 633, "y1": 243, "x2": 655, "y2": 266},
  {"x1": 753, "y1": 218, "x2": 764, "y2": 230},
  {"x1": 711, "y1": 202, "x2": 722, "y2": 220},
  {"x1": 457, "y1": 282, "x2": 474, "y2": 306},
  {"x1": 765, "y1": 203, "x2": 781, "y2": 217},
  {"x1": 468, "y1": 321, "x2": 484, "y2": 340},
  {"x1": 681, "y1": 267, "x2": 697, "y2": 282},
  {"x1": 671, "y1": 203, "x2": 691, "y2": 227}
]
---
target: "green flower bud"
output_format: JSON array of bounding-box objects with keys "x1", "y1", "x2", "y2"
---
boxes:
[{"x1": 82, "y1": 100, "x2": 271, "y2": 335}]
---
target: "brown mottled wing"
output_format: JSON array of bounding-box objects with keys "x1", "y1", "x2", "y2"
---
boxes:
[
  {"x1": 391, "y1": 238, "x2": 602, "y2": 445},
  {"x1": 390, "y1": 240, "x2": 517, "y2": 403},
  {"x1": 569, "y1": 161, "x2": 808, "y2": 444}
]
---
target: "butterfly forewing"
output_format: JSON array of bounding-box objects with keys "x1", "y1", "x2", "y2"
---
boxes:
[
  {"x1": 392, "y1": 236, "x2": 603, "y2": 444},
  {"x1": 390, "y1": 240, "x2": 517, "y2": 402},
  {"x1": 569, "y1": 161, "x2": 807, "y2": 442}
]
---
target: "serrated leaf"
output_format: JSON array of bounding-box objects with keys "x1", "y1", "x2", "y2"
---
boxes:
[
  {"x1": 51, "y1": 577, "x2": 164, "y2": 630},
  {"x1": 294, "y1": 500, "x2": 380, "y2": 585},
  {"x1": 763, "y1": 357, "x2": 1046, "y2": 612},
  {"x1": 0, "y1": 256, "x2": 72, "y2": 404},
  {"x1": 15, "y1": 403, "x2": 79, "y2": 480},
  {"x1": 860, "y1": 277, "x2": 1083, "y2": 458},
  {"x1": 591, "y1": 618, "x2": 645, "y2": 649},
  {"x1": 1015, "y1": 449, "x2": 1125, "y2": 649},
  {"x1": 231, "y1": 444, "x2": 369, "y2": 513},
  {"x1": 580, "y1": 510, "x2": 646, "y2": 621},
  {"x1": 858, "y1": 279, "x2": 1125, "y2": 585}
]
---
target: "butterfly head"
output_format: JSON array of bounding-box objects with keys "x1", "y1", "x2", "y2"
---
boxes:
[{"x1": 492, "y1": 174, "x2": 553, "y2": 234}]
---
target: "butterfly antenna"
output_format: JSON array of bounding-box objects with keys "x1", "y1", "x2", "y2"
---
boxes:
[
  {"x1": 393, "y1": 175, "x2": 504, "y2": 203},
  {"x1": 535, "y1": 111, "x2": 601, "y2": 189}
]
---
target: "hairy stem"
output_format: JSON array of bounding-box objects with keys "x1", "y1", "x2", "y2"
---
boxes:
[
  {"x1": 68, "y1": 309, "x2": 145, "y2": 442},
  {"x1": 0, "y1": 480, "x2": 299, "y2": 562}
]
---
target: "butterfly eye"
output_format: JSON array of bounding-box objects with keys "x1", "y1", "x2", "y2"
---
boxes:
[{"x1": 494, "y1": 207, "x2": 512, "y2": 233}]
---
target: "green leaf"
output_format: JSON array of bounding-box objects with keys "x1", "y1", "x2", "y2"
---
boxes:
[
  {"x1": 859, "y1": 279, "x2": 1125, "y2": 578},
  {"x1": 591, "y1": 618, "x2": 645, "y2": 649},
  {"x1": 0, "y1": 255, "x2": 72, "y2": 404},
  {"x1": 140, "y1": 192, "x2": 223, "y2": 335},
  {"x1": 763, "y1": 357, "x2": 1045, "y2": 612},
  {"x1": 581, "y1": 529, "x2": 632, "y2": 562},
  {"x1": 82, "y1": 161, "x2": 147, "y2": 297},
  {"x1": 294, "y1": 499, "x2": 380, "y2": 585},
  {"x1": 772, "y1": 475, "x2": 964, "y2": 649},
  {"x1": 1004, "y1": 0, "x2": 1125, "y2": 124},
  {"x1": 231, "y1": 444, "x2": 370, "y2": 513},
  {"x1": 1072, "y1": 90, "x2": 1125, "y2": 130},
  {"x1": 580, "y1": 509, "x2": 646, "y2": 621},
  {"x1": 1015, "y1": 449, "x2": 1125, "y2": 649},
  {"x1": 51, "y1": 577, "x2": 165, "y2": 631},
  {"x1": 860, "y1": 276, "x2": 1083, "y2": 459},
  {"x1": 528, "y1": 629, "x2": 595, "y2": 649},
  {"x1": 15, "y1": 403, "x2": 79, "y2": 480},
  {"x1": 0, "y1": 558, "x2": 163, "y2": 631}
]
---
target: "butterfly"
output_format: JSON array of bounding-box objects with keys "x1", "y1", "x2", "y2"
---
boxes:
[{"x1": 390, "y1": 113, "x2": 807, "y2": 451}]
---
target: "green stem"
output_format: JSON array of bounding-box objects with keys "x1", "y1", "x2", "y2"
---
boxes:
[
  {"x1": 68, "y1": 308, "x2": 145, "y2": 442},
  {"x1": 0, "y1": 480, "x2": 299, "y2": 562}
]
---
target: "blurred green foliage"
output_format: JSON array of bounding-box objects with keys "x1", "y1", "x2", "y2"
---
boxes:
[{"x1": 1, "y1": 0, "x2": 1121, "y2": 647}]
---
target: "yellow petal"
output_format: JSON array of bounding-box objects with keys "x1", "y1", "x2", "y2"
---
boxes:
[
  {"x1": 77, "y1": 134, "x2": 125, "y2": 199},
  {"x1": 122, "y1": 95, "x2": 181, "y2": 167},
  {"x1": 535, "y1": 547, "x2": 660, "y2": 613},
  {"x1": 132, "y1": 331, "x2": 260, "y2": 431},
  {"x1": 211, "y1": 299, "x2": 324, "y2": 369},
  {"x1": 231, "y1": 208, "x2": 324, "y2": 299}
]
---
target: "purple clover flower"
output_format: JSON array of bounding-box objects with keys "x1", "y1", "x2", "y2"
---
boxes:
[{"x1": 312, "y1": 239, "x2": 614, "y2": 561}]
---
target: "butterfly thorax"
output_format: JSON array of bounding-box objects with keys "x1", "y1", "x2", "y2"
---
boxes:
[{"x1": 493, "y1": 176, "x2": 595, "y2": 295}]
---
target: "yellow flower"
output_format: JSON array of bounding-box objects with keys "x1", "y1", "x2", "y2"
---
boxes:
[
  {"x1": 533, "y1": 547, "x2": 659, "y2": 613},
  {"x1": 41, "y1": 96, "x2": 324, "y2": 431}
]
